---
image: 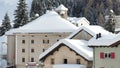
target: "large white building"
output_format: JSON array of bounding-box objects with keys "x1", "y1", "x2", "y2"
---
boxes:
[{"x1": 6, "y1": 8, "x2": 78, "y2": 68}]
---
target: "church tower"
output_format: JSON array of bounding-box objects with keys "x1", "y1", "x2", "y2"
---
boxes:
[{"x1": 55, "y1": 4, "x2": 68, "y2": 19}]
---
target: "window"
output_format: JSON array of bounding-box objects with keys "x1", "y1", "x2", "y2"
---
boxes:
[
  {"x1": 57, "y1": 40, "x2": 59, "y2": 41},
  {"x1": 22, "y1": 35, "x2": 25, "y2": 37},
  {"x1": 43, "y1": 49, "x2": 45, "y2": 52},
  {"x1": 51, "y1": 58, "x2": 54, "y2": 64},
  {"x1": 76, "y1": 59, "x2": 80, "y2": 64},
  {"x1": 45, "y1": 35, "x2": 47, "y2": 37},
  {"x1": 43, "y1": 40, "x2": 49, "y2": 44},
  {"x1": 22, "y1": 58, "x2": 25, "y2": 62},
  {"x1": 22, "y1": 40, "x2": 25, "y2": 44},
  {"x1": 31, "y1": 58, "x2": 34, "y2": 62},
  {"x1": 31, "y1": 49, "x2": 34, "y2": 53},
  {"x1": 59, "y1": 35, "x2": 61, "y2": 37},
  {"x1": 64, "y1": 59, "x2": 67, "y2": 64},
  {"x1": 31, "y1": 40, "x2": 34, "y2": 44},
  {"x1": 22, "y1": 49, "x2": 25, "y2": 53},
  {"x1": 100, "y1": 52, "x2": 115, "y2": 59},
  {"x1": 31, "y1": 35, "x2": 34, "y2": 37}
]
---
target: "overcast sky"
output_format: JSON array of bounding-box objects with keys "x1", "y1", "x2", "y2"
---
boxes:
[{"x1": 0, "y1": 0, "x2": 32, "y2": 22}]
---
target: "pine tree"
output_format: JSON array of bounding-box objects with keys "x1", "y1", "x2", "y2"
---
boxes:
[
  {"x1": 30, "y1": 0, "x2": 45, "y2": 21},
  {"x1": 13, "y1": 0, "x2": 29, "y2": 28},
  {"x1": 104, "y1": 10, "x2": 116, "y2": 33},
  {"x1": 0, "y1": 13, "x2": 11, "y2": 36}
]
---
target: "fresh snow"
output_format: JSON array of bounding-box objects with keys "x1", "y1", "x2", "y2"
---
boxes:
[
  {"x1": 6, "y1": 11, "x2": 78, "y2": 34},
  {"x1": 67, "y1": 17, "x2": 90, "y2": 25},
  {"x1": 55, "y1": 4, "x2": 68, "y2": 11},
  {"x1": 0, "y1": 35, "x2": 7, "y2": 68},
  {"x1": 88, "y1": 33, "x2": 120, "y2": 46},
  {"x1": 0, "y1": 35, "x2": 7, "y2": 55},
  {"x1": 53, "y1": 64, "x2": 86, "y2": 68},
  {"x1": 39, "y1": 39, "x2": 93, "y2": 61}
]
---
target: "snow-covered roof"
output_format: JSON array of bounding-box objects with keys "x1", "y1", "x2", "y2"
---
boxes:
[
  {"x1": 6, "y1": 11, "x2": 78, "y2": 34},
  {"x1": 67, "y1": 25, "x2": 113, "y2": 39},
  {"x1": 88, "y1": 33, "x2": 119, "y2": 46},
  {"x1": 39, "y1": 39, "x2": 93, "y2": 61},
  {"x1": 67, "y1": 17, "x2": 90, "y2": 24},
  {"x1": 56, "y1": 4, "x2": 68, "y2": 11}
]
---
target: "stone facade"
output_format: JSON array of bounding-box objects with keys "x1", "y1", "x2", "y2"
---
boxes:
[
  {"x1": 7, "y1": 33, "x2": 70, "y2": 68},
  {"x1": 41, "y1": 45, "x2": 92, "y2": 68}
]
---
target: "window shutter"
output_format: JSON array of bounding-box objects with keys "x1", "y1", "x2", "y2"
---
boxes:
[
  {"x1": 100, "y1": 52, "x2": 104, "y2": 59},
  {"x1": 111, "y1": 52, "x2": 115, "y2": 59}
]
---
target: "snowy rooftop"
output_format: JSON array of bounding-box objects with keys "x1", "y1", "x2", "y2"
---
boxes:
[
  {"x1": 56, "y1": 4, "x2": 68, "y2": 11},
  {"x1": 67, "y1": 25, "x2": 113, "y2": 39},
  {"x1": 88, "y1": 33, "x2": 119, "y2": 46},
  {"x1": 67, "y1": 17, "x2": 90, "y2": 24},
  {"x1": 6, "y1": 11, "x2": 78, "y2": 34},
  {"x1": 39, "y1": 39, "x2": 93, "y2": 61}
]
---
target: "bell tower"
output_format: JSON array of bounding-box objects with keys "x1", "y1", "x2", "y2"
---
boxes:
[{"x1": 55, "y1": 4, "x2": 68, "y2": 19}]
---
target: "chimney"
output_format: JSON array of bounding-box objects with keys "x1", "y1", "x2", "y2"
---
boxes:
[{"x1": 96, "y1": 33, "x2": 102, "y2": 39}]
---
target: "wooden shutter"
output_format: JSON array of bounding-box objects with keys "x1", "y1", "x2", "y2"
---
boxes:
[
  {"x1": 100, "y1": 52, "x2": 104, "y2": 59},
  {"x1": 111, "y1": 52, "x2": 115, "y2": 59}
]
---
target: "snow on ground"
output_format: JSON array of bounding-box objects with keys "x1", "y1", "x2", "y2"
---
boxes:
[
  {"x1": 53, "y1": 64, "x2": 86, "y2": 68},
  {"x1": 0, "y1": 35, "x2": 7, "y2": 68},
  {"x1": 0, "y1": 35, "x2": 7, "y2": 55}
]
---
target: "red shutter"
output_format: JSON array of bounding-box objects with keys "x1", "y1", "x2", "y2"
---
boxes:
[
  {"x1": 100, "y1": 52, "x2": 104, "y2": 59},
  {"x1": 111, "y1": 52, "x2": 115, "y2": 59}
]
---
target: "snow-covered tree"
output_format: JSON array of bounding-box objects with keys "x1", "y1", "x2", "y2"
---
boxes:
[
  {"x1": 104, "y1": 10, "x2": 116, "y2": 33},
  {"x1": 30, "y1": 0, "x2": 45, "y2": 21},
  {"x1": 13, "y1": 0, "x2": 29, "y2": 28},
  {"x1": 0, "y1": 13, "x2": 11, "y2": 36}
]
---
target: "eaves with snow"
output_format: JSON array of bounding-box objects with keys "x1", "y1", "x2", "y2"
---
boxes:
[
  {"x1": 39, "y1": 39, "x2": 93, "y2": 61},
  {"x1": 6, "y1": 11, "x2": 78, "y2": 35},
  {"x1": 67, "y1": 25, "x2": 113, "y2": 39},
  {"x1": 88, "y1": 33, "x2": 119, "y2": 46}
]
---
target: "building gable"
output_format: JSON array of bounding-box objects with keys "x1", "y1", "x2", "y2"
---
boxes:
[
  {"x1": 40, "y1": 44, "x2": 89, "y2": 62},
  {"x1": 70, "y1": 29, "x2": 92, "y2": 41}
]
